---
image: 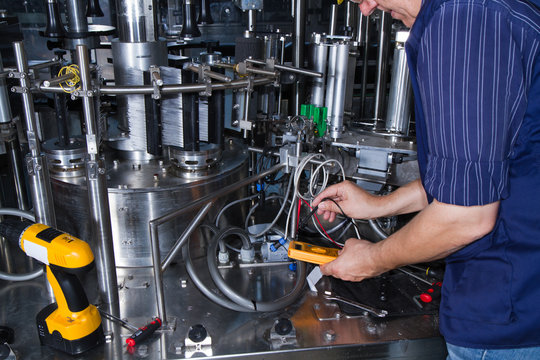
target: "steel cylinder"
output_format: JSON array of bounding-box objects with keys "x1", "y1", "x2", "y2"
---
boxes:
[
  {"x1": 385, "y1": 31, "x2": 412, "y2": 135},
  {"x1": 116, "y1": 0, "x2": 158, "y2": 42},
  {"x1": 325, "y1": 41, "x2": 350, "y2": 139},
  {"x1": 309, "y1": 34, "x2": 327, "y2": 107}
]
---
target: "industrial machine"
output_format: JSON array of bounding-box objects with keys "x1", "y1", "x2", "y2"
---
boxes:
[{"x1": 0, "y1": 0, "x2": 445, "y2": 358}]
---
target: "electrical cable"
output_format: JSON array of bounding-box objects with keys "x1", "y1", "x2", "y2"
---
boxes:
[
  {"x1": 0, "y1": 208, "x2": 43, "y2": 282},
  {"x1": 215, "y1": 193, "x2": 260, "y2": 227},
  {"x1": 245, "y1": 175, "x2": 294, "y2": 238},
  {"x1": 182, "y1": 225, "x2": 254, "y2": 312},
  {"x1": 206, "y1": 227, "x2": 306, "y2": 311},
  {"x1": 368, "y1": 219, "x2": 389, "y2": 240}
]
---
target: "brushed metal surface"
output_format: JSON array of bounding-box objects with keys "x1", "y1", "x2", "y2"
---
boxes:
[
  {"x1": 0, "y1": 260, "x2": 445, "y2": 359},
  {"x1": 51, "y1": 140, "x2": 248, "y2": 267}
]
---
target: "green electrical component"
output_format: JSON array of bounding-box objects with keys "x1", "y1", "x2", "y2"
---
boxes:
[
  {"x1": 300, "y1": 104, "x2": 309, "y2": 117},
  {"x1": 313, "y1": 106, "x2": 327, "y2": 137}
]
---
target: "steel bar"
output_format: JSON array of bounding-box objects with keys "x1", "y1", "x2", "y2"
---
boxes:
[
  {"x1": 329, "y1": 4, "x2": 338, "y2": 36},
  {"x1": 186, "y1": 65, "x2": 232, "y2": 83},
  {"x1": 42, "y1": 72, "x2": 76, "y2": 88},
  {"x1": 37, "y1": 76, "x2": 274, "y2": 95},
  {"x1": 76, "y1": 45, "x2": 119, "y2": 309},
  {"x1": 246, "y1": 58, "x2": 323, "y2": 78},
  {"x1": 13, "y1": 42, "x2": 56, "y2": 227},
  {"x1": 293, "y1": 0, "x2": 306, "y2": 115},
  {"x1": 161, "y1": 201, "x2": 214, "y2": 271},
  {"x1": 373, "y1": 11, "x2": 391, "y2": 122}
]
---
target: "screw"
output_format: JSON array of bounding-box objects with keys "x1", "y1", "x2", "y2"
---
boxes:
[{"x1": 324, "y1": 330, "x2": 336, "y2": 342}]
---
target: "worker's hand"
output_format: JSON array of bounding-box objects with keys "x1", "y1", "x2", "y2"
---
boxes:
[
  {"x1": 312, "y1": 180, "x2": 378, "y2": 222},
  {"x1": 350, "y1": 0, "x2": 379, "y2": 16},
  {"x1": 320, "y1": 238, "x2": 385, "y2": 282}
]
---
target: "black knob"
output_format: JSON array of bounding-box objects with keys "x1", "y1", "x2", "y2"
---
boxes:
[
  {"x1": 86, "y1": 0, "x2": 104, "y2": 17},
  {"x1": 274, "y1": 318, "x2": 293, "y2": 336},
  {"x1": 188, "y1": 324, "x2": 207, "y2": 343},
  {"x1": 44, "y1": 0, "x2": 66, "y2": 38}
]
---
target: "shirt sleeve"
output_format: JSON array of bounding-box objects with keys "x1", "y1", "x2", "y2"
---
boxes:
[{"x1": 415, "y1": 1, "x2": 529, "y2": 206}]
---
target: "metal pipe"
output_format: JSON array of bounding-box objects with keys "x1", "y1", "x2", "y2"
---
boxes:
[
  {"x1": 248, "y1": 9, "x2": 256, "y2": 32},
  {"x1": 360, "y1": 15, "x2": 370, "y2": 117},
  {"x1": 373, "y1": 11, "x2": 391, "y2": 122},
  {"x1": 161, "y1": 202, "x2": 214, "y2": 271},
  {"x1": 29, "y1": 60, "x2": 61, "y2": 72},
  {"x1": 245, "y1": 67, "x2": 278, "y2": 77},
  {"x1": 7, "y1": 138, "x2": 30, "y2": 212},
  {"x1": 13, "y1": 42, "x2": 40, "y2": 158},
  {"x1": 13, "y1": 42, "x2": 56, "y2": 227},
  {"x1": 329, "y1": 4, "x2": 338, "y2": 36},
  {"x1": 42, "y1": 72, "x2": 76, "y2": 88},
  {"x1": 38, "y1": 76, "x2": 275, "y2": 95},
  {"x1": 186, "y1": 65, "x2": 232, "y2": 82},
  {"x1": 245, "y1": 58, "x2": 323, "y2": 78},
  {"x1": 293, "y1": 0, "x2": 305, "y2": 114},
  {"x1": 76, "y1": 45, "x2": 119, "y2": 308},
  {"x1": 0, "y1": 54, "x2": 12, "y2": 123},
  {"x1": 100, "y1": 77, "x2": 275, "y2": 94}
]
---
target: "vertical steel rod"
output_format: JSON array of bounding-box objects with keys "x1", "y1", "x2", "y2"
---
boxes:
[
  {"x1": 293, "y1": 0, "x2": 305, "y2": 115},
  {"x1": 13, "y1": 41, "x2": 56, "y2": 227},
  {"x1": 373, "y1": 11, "x2": 391, "y2": 123},
  {"x1": 76, "y1": 45, "x2": 119, "y2": 310},
  {"x1": 329, "y1": 4, "x2": 338, "y2": 36}
]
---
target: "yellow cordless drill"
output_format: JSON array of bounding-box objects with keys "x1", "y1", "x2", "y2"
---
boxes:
[{"x1": 0, "y1": 219, "x2": 104, "y2": 355}]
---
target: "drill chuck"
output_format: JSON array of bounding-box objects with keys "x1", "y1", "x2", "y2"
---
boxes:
[{"x1": 0, "y1": 219, "x2": 33, "y2": 246}]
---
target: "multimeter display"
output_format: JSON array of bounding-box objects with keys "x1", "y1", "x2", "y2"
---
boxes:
[{"x1": 287, "y1": 241, "x2": 339, "y2": 265}]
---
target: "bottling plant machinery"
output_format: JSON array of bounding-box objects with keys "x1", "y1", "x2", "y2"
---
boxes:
[{"x1": 0, "y1": 0, "x2": 446, "y2": 358}]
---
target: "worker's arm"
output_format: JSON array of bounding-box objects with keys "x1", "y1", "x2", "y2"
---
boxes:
[
  {"x1": 313, "y1": 179, "x2": 428, "y2": 223},
  {"x1": 320, "y1": 198, "x2": 499, "y2": 281}
]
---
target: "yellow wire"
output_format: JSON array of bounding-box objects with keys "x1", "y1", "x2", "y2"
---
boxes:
[{"x1": 58, "y1": 64, "x2": 81, "y2": 93}]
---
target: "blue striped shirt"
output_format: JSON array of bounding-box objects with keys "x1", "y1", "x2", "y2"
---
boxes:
[
  {"x1": 407, "y1": 0, "x2": 540, "y2": 349},
  {"x1": 410, "y1": 0, "x2": 540, "y2": 206}
]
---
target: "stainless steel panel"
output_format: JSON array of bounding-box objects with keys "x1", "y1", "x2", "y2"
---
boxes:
[{"x1": 51, "y1": 141, "x2": 248, "y2": 267}]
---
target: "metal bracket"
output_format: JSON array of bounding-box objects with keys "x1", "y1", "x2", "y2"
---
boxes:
[
  {"x1": 7, "y1": 71, "x2": 24, "y2": 79},
  {"x1": 150, "y1": 65, "x2": 162, "y2": 100},
  {"x1": 86, "y1": 134, "x2": 98, "y2": 155}
]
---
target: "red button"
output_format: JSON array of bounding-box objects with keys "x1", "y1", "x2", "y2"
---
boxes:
[{"x1": 420, "y1": 293, "x2": 432, "y2": 303}]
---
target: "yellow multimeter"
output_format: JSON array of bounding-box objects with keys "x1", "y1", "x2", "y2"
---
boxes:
[{"x1": 287, "y1": 241, "x2": 339, "y2": 265}]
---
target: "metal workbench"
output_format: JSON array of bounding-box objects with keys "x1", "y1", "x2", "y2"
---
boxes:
[{"x1": 0, "y1": 249, "x2": 447, "y2": 360}]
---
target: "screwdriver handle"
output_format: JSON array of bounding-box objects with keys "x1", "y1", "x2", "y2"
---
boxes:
[{"x1": 126, "y1": 318, "x2": 162, "y2": 347}]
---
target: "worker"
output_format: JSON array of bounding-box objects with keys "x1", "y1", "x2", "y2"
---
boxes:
[{"x1": 312, "y1": 0, "x2": 540, "y2": 359}]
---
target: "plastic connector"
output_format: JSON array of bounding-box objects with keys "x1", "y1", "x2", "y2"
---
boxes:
[
  {"x1": 218, "y1": 251, "x2": 230, "y2": 264},
  {"x1": 240, "y1": 246, "x2": 255, "y2": 263},
  {"x1": 256, "y1": 183, "x2": 265, "y2": 192},
  {"x1": 270, "y1": 244, "x2": 278, "y2": 252},
  {"x1": 278, "y1": 237, "x2": 287, "y2": 246},
  {"x1": 288, "y1": 263, "x2": 297, "y2": 271}
]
